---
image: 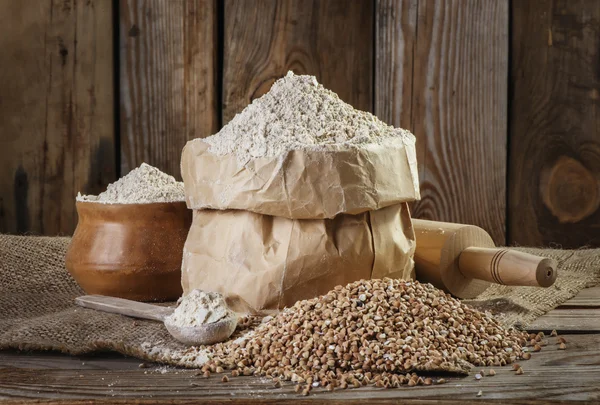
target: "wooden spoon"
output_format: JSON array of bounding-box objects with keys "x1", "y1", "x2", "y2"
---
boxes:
[{"x1": 74, "y1": 295, "x2": 237, "y2": 345}]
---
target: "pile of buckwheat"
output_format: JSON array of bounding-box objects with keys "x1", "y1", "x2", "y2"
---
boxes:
[{"x1": 202, "y1": 279, "x2": 534, "y2": 393}]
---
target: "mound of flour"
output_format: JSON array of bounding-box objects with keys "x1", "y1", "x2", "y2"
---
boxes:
[
  {"x1": 166, "y1": 290, "x2": 233, "y2": 327},
  {"x1": 77, "y1": 163, "x2": 185, "y2": 204},
  {"x1": 203, "y1": 71, "x2": 412, "y2": 164}
]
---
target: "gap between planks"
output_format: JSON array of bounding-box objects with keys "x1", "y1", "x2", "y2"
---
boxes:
[{"x1": 527, "y1": 286, "x2": 600, "y2": 333}]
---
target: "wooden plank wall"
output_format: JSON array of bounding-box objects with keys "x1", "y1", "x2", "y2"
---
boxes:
[
  {"x1": 509, "y1": 0, "x2": 600, "y2": 248},
  {"x1": 119, "y1": 0, "x2": 218, "y2": 179},
  {"x1": 0, "y1": 0, "x2": 598, "y2": 249},
  {"x1": 0, "y1": 0, "x2": 115, "y2": 235},
  {"x1": 222, "y1": 0, "x2": 373, "y2": 123},
  {"x1": 375, "y1": 0, "x2": 509, "y2": 245}
]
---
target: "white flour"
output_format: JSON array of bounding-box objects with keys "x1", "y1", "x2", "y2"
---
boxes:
[
  {"x1": 136, "y1": 317, "x2": 259, "y2": 368},
  {"x1": 140, "y1": 340, "x2": 211, "y2": 367},
  {"x1": 77, "y1": 163, "x2": 185, "y2": 204},
  {"x1": 166, "y1": 290, "x2": 233, "y2": 328},
  {"x1": 203, "y1": 71, "x2": 412, "y2": 164}
]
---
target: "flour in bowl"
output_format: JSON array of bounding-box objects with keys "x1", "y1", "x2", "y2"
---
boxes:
[{"x1": 77, "y1": 163, "x2": 185, "y2": 204}]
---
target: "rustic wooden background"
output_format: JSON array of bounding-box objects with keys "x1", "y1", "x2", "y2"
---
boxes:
[{"x1": 0, "y1": 0, "x2": 598, "y2": 248}]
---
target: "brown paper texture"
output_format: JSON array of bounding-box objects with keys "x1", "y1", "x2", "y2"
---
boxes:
[
  {"x1": 180, "y1": 137, "x2": 420, "y2": 219},
  {"x1": 370, "y1": 203, "x2": 416, "y2": 281},
  {"x1": 181, "y1": 203, "x2": 415, "y2": 313}
]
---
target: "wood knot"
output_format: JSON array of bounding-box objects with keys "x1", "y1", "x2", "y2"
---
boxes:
[
  {"x1": 540, "y1": 156, "x2": 599, "y2": 223},
  {"x1": 58, "y1": 38, "x2": 68, "y2": 66},
  {"x1": 128, "y1": 24, "x2": 141, "y2": 37}
]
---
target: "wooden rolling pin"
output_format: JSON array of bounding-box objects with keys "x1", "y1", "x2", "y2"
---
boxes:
[{"x1": 413, "y1": 219, "x2": 557, "y2": 299}]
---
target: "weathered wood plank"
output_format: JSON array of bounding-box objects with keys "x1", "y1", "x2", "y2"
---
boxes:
[
  {"x1": 528, "y1": 308, "x2": 600, "y2": 332},
  {"x1": 508, "y1": 0, "x2": 600, "y2": 248},
  {"x1": 0, "y1": 0, "x2": 115, "y2": 235},
  {"x1": 375, "y1": 0, "x2": 509, "y2": 245},
  {"x1": 222, "y1": 0, "x2": 373, "y2": 125},
  {"x1": 412, "y1": 0, "x2": 509, "y2": 245},
  {"x1": 1, "y1": 334, "x2": 599, "y2": 401},
  {"x1": 120, "y1": 0, "x2": 218, "y2": 180},
  {"x1": 0, "y1": 351, "x2": 142, "y2": 371},
  {"x1": 1, "y1": 400, "x2": 591, "y2": 405},
  {"x1": 375, "y1": 0, "x2": 418, "y2": 132},
  {"x1": 559, "y1": 286, "x2": 600, "y2": 308}
]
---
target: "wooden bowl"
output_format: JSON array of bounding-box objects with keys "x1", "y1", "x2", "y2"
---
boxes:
[{"x1": 66, "y1": 201, "x2": 192, "y2": 302}]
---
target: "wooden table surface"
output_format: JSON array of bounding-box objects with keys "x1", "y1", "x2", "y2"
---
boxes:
[{"x1": 2, "y1": 287, "x2": 600, "y2": 404}]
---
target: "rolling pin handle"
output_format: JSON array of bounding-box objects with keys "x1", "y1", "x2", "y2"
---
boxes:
[{"x1": 458, "y1": 248, "x2": 557, "y2": 288}]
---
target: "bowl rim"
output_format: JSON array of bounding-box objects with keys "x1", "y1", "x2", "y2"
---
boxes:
[{"x1": 75, "y1": 199, "x2": 189, "y2": 208}]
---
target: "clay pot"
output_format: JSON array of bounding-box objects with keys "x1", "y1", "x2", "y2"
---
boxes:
[{"x1": 66, "y1": 201, "x2": 192, "y2": 302}]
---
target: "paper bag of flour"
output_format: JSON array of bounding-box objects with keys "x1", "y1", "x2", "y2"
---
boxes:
[
  {"x1": 180, "y1": 72, "x2": 420, "y2": 219},
  {"x1": 181, "y1": 136, "x2": 419, "y2": 219},
  {"x1": 181, "y1": 203, "x2": 415, "y2": 313},
  {"x1": 179, "y1": 72, "x2": 420, "y2": 312}
]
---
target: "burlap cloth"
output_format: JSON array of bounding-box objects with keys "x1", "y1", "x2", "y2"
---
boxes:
[{"x1": 1, "y1": 234, "x2": 599, "y2": 367}]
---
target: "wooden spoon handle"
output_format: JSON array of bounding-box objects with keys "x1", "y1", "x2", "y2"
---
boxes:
[
  {"x1": 75, "y1": 295, "x2": 175, "y2": 322},
  {"x1": 458, "y1": 248, "x2": 557, "y2": 287}
]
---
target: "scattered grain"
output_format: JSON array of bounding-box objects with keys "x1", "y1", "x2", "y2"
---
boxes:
[{"x1": 205, "y1": 279, "x2": 530, "y2": 389}]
